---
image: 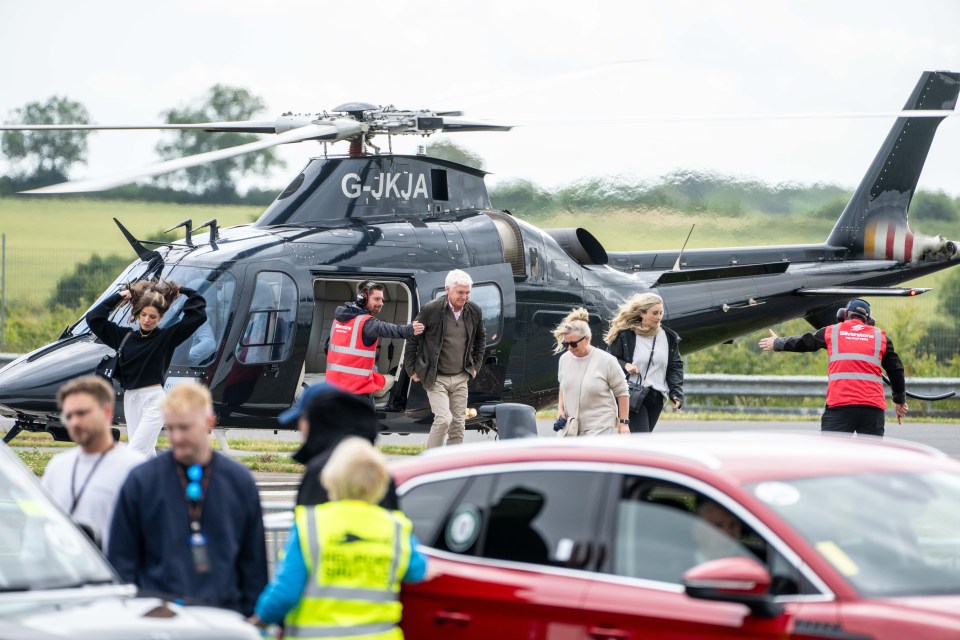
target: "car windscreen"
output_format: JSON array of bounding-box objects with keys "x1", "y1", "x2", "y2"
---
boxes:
[
  {"x1": 749, "y1": 470, "x2": 960, "y2": 597},
  {"x1": 0, "y1": 446, "x2": 116, "y2": 591}
]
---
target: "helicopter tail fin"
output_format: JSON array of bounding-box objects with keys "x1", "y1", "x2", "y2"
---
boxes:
[{"x1": 826, "y1": 70, "x2": 960, "y2": 262}]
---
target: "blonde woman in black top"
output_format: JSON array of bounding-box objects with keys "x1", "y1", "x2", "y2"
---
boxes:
[
  {"x1": 87, "y1": 280, "x2": 206, "y2": 456},
  {"x1": 605, "y1": 293, "x2": 684, "y2": 433}
]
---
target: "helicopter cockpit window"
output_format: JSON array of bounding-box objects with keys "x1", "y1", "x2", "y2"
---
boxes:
[
  {"x1": 167, "y1": 269, "x2": 237, "y2": 368},
  {"x1": 75, "y1": 266, "x2": 236, "y2": 370},
  {"x1": 71, "y1": 261, "x2": 152, "y2": 337},
  {"x1": 236, "y1": 271, "x2": 297, "y2": 365},
  {"x1": 433, "y1": 283, "x2": 502, "y2": 344}
]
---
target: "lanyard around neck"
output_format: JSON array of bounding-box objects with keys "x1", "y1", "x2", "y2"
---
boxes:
[
  {"x1": 70, "y1": 445, "x2": 114, "y2": 515},
  {"x1": 175, "y1": 457, "x2": 212, "y2": 532}
]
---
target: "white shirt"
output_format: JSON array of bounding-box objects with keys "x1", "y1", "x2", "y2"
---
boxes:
[
  {"x1": 631, "y1": 330, "x2": 669, "y2": 394},
  {"x1": 447, "y1": 301, "x2": 463, "y2": 321},
  {"x1": 41, "y1": 445, "x2": 145, "y2": 553}
]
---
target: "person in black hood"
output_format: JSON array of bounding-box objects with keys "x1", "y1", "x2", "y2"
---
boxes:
[{"x1": 281, "y1": 382, "x2": 398, "y2": 508}]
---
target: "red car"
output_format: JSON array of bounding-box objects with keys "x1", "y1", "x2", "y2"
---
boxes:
[{"x1": 392, "y1": 432, "x2": 960, "y2": 639}]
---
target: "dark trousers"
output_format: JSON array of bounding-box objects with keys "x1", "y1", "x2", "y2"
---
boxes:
[
  {"x1": 821, "y1": 405, "x2": 885, "y2": 437},
  {"x1": 629, "y1": 390, "x2": 665, "y2": 433}
]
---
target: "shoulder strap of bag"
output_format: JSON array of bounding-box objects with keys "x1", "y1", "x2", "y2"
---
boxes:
[
  {"x1": 116, "y1": 330, "x2": 134, "y2": 356},
  {"x1": 634, "y1": 334, "x2": 658, "y2": 385}
]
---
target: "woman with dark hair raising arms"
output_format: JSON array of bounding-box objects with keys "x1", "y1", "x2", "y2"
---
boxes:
[
  {"x1": 605, "y1": 293, "x2": 684, "y2": 433},
  {"x1": 87, "y1": 280, "x2": 207, "y2": 456}
]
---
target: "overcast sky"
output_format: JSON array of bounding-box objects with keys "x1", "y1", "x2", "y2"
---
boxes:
[{"x1": 1, "y1": 0, "x2": 959, "y2": 195}]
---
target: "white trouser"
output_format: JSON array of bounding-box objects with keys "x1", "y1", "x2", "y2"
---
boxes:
[{"x1": 123, "y1": 386, "x2": 165, "y2": 457}]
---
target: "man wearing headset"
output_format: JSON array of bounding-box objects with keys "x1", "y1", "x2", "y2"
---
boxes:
[
  {"x1": 759, "y1": 298, "x2": 908, "y2": 436},
  {"x1": 326, "y1": 281, "x2": 424, "y2": 406}
]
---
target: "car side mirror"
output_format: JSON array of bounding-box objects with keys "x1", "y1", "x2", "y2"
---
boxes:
[
  {"x1": 75, "y1": 521, "x2": 103, "y2": 551},
  {"x1": 682, "y1": 556, "x2": 783, "y2": 618}
]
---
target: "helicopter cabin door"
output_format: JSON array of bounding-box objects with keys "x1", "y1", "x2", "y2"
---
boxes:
[{"x1": 406, "y1": 264, "x2": 516, "y2": 418}]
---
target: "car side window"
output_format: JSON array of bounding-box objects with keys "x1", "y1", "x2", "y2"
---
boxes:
[
  {"x1": 401, "y1": 469, "x2": 609, "y2": 570},
  {"x1": 400, "y1": 476, "x2": 471, "y2": 549},
  {"x1": 607, "y1": 476, "x2": 817, "y2": 595}
]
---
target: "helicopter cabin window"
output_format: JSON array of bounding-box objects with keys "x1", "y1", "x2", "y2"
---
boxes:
[
  {"x1": 431, "y1": 169, "x2": 449, "y2": 201},
  {"x1": 236, "y1": 272, "x2": 297, "y2": 365},
  {"x1": 433, "y1": 283, "x2": 502, "y2": 344}
]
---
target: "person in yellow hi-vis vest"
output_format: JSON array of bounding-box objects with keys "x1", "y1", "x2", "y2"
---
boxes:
[{"x1": 249, "y1": 437, "x2": 429, "y2": 639}]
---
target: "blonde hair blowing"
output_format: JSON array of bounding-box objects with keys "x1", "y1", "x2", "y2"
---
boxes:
[
  {"x1": 552, "y1": 307, "x2": 591, "y2": 354},
  {"x1": 162, "y1": 382, "x2": 213, "y2": 416},
  {"x1": 604, "y1": 293, "x2": 664, "y2": 344},
  {"x1": 321, "y1": 437, "x2": 389, "y2": 504}
]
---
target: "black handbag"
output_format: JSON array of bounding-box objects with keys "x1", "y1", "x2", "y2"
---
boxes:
[
  {"x1": 95, "y1": 331, "x2": 133, "y2": 381},
  {"x1": 627, "y1": 334, "x2": 657, "y2": 413}
]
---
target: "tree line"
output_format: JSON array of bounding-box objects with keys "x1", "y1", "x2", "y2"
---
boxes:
[{"x1": 1, "y1": 87, "x2": 284, "y2": 203}]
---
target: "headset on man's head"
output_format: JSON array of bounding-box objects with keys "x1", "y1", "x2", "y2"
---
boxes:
[
  {"x1": 836, "y1": 298, "x2": 875, "y2": 326},
  {"x1": 356, "y1": 281, "x2": 381, "y2": 308}
]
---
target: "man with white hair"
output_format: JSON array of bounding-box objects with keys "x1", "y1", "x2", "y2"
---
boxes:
[{"x1": 404, "y1": 269, "x2": 486, "y2": 447}]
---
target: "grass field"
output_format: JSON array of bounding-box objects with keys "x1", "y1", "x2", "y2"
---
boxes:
[
  {"x1": 0, "y1": 197, "x2": 262, "y2": 304},
  {"x1": 4, "y1": 430, "x2": 426, "y2": 476}
]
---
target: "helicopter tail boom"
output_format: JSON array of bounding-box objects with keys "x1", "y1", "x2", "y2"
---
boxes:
[{"x1": 826, "y1": 70, "x2": 960, "y2": 260}]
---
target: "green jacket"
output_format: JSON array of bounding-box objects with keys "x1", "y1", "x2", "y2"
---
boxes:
[{"x1": 403, "y1": 295, "x2": 486, "y2": 390}]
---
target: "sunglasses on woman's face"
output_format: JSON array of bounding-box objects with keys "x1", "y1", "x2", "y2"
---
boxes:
[{"x1": 563, "y1": 336, "x2": 587, "y2": 348}]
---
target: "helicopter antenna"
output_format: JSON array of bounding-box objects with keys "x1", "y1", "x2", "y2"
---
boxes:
[
  {"x1": 165, "y1": 219, "x2": 194, "y2": 247},
  {"x1": 672, "y1": 224, "x2": 696, "y2": 272},
  {"x1": 195, "y1": 219, "x2": 219, "y2": 246},
  {"x1": 113, "y1": 218, "x2": 163, "y2": 269}
]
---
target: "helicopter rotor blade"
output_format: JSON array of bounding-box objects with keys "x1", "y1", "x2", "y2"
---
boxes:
[
  {"x1": 0, "y1": 120, "x2": 291, "y2": 133},
  {"x1": 439, "y1": 116, "x2": 513, "y2": 132},
  {"x1": 22, "y1": 120, "x2": 363, "y2": 194},
  {"x1": 510, "y1": 110, "x2": 959, "y2": 127}
]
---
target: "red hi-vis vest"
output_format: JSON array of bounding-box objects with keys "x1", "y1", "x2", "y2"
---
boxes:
[
  {"x1": 326, "y1": 314, "x2": 385, "y2": 394},
  {"x1": 823, "y1": 320, "x2": 888, "y2": 410}
]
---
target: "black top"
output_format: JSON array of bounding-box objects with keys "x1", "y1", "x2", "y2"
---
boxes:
[
  {"x1": 607, "y1": 327, "x2": 685, "y2": 405},
  {"x1": 87, "y1": 288, "x2": 207, "y2": 390},
  {"x1": 773, "y1": 325, "x2": 906, "y2": 404},
  {"x1": 107, "y1": 451, "x2": 268, "y2": 616}
]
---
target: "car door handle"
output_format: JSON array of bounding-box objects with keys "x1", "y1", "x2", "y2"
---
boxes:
[
  {"x1": 434, "y1": 610, "x2": 472, "y2": 626},
  {"x1": 588, "y1": 626, "x2": 630, "y2": 640}
]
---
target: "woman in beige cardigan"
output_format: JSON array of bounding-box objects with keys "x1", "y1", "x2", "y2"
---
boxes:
[{"x1": 554, "y1": 308, "x2": 630, "y2": 437}]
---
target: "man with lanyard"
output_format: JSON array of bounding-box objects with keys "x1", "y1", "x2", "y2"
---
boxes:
[
  {"x1": 41, "y1": 376, "x2": 144, "y2": 553},
  {"x1": 326, "y1": 281, "x2": 424, "y2": 406},
  {"x1": 108, "y1": 383, "x2": 267, "y2": 615},
  {"x1": 760, "y1": 298, "x2": 908, "y2": 436}
]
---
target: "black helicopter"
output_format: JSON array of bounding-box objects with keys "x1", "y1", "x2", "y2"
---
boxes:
[{"x1": 1, "y1": 70, "x2": 958, "y2": 443}]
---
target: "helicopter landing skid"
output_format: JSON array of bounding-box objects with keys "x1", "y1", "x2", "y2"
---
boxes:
[{"x1": 3, "y1": 412, "x2": 69, "y2": 444}]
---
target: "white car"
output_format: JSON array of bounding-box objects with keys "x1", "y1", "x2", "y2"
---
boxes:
[{"x1": 0, "y1": 444, "x2": 260, "y2": 640}]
